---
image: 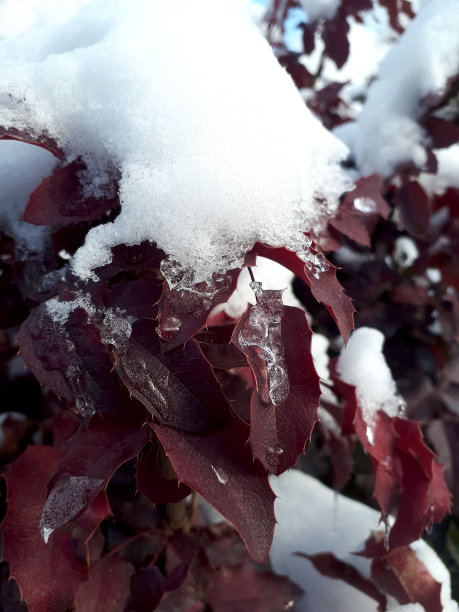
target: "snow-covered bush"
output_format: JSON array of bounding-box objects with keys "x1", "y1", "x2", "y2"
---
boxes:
[{"x1": 0, "y1": 0, "x2": 458, "y2": 609}]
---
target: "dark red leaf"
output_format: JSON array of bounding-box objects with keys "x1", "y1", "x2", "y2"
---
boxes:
[
  {"x1": 296, "y1": 552, "x2": 386, "y2": 611},
  {"x1": 323, "y1": 19, "x2": 350, "y2": 69},
  {"x1": 371, "y1": 545, "x2": 443, "y2": 612},
  {"x1": 1, "y1": 445, "x2": 87, "y2": 612},
  {"x1": 157, "y1": 270, "x2": 239, "y2": 351},
  {"x1": 23, "y1": 160, "x2": 118, "y2": 226},
  {"x1": 197, "y1": 325, "x2": 248, "y2": 370},
  {"x1": 378, "y1": 0, "x2": 404, "y2": 33},
  {"x1": 74, "y1": 556, "x2": 134, "y2": 612},
  {"x1": 249, "y1": 243, "x2": 355, "y2": 343},
  {"x1": 136, "y1": 445, "x2": 191, "y2": 504},
  {"x1": 18, "y1": 304, "x2": 121, "y2": 417},
  {"x1": 233, "y1": 292, "x2": 320, "y2": 474},
  {"x1": 329, "y1": 207, "x2": 371, "y2": 246},
  {"x1": 423, "y1": 117, "x2": 459, "y2": 149},
  {"x1": 41, "y1": 404, "x2": 148, "y2": 541},
  {"x1": 115, "y1": 318, "x2": 231, "y2": 433},
  {"x1": 152, "y1": 418, "x2": 276, "y2": 564},
  {"x1": 206, "y1": 562, "x2": 303, "y2": 612},
  {"x1": 302, "y1": 23, "x2": 316, "y2": 54},
  {"x1": 106, "y1": 275, "x2": 162, "y2": 320},
  {"x1": 395, "y1": 181, "x2": 430, "y2": 238},
  {"x1": 341, "y1": 175, "x2": 391, "y2": 218}
]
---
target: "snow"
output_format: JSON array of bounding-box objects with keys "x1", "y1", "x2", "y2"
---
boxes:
[
  {"x1": 0, "y1": 140, "x2": 57, "y2": 260},
  {"x1": 353, "y1": 0, "x2": 459, "y2": 177},
  {"x1": 269, "y1": 469, "x2": 458, "y2": 612},
  {"x1": 420, "y1": 144, "x2": 459, "y2": 195},
  {"x1": 336, "y1": 327, "x2": 403, "y2": 443},
  {"x1": 393, "y1": 236, "x2": 419, "y2": 269},
  {"x1": 0, "y1": 0, "x2": 350, "y2": 288}
]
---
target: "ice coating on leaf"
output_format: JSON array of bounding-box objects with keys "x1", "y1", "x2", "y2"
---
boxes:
[
  {"x1": 211, "y1": 465, "x2": 229, "y2": 485},
  {"x1": 354, "y1": 0, "x2": 459, "y2": 177},
  {"x1": 336, "y1": 327, "x2": 405, "y2": 443},
  {"x1": 238, "y1": 282, "x2": 289, "y2": 406},
  {"x1": 40, "y1": 474, "x2": 104, "y2": 543},
  {"x1": 0, "y1": 0, "x2": 349, "y2": 286}
]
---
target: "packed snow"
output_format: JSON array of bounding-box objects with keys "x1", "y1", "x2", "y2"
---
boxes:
[
  {"x1": 202, "y1": 469, "x2": 458, "y2": 611},
  {"x1": 300, "y1": 0, "x2": 339, "y2": 22},
  {"x1": 0, "y1": 0, "x2": 350, "y2": 287},
  {"x1": 336, "y1": 327, "x2": 404, "y2": 443},
  {"x1": 353, "y1": 0, "x2": 459, "y2": 177}
]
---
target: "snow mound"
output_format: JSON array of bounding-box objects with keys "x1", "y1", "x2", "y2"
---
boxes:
[
  {"x1": 354, "y1": 0, "x2": 459, "y2": 177},
  {"x1": 0, "y1": 0, "x2": 350, "y2": 286}
]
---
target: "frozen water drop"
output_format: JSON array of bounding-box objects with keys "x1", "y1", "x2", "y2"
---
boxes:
[
  {"x1": 353, "y1": 197, "x2": 377, "y2": 213},
  {"x1": 266, "y1": 445, "x2": 284, "y2": 467}
]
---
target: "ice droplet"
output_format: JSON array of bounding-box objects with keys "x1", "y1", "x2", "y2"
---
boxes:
[
  {"x1": 353, "y1": 197, "x2": 377, "y2": 213},
  {"x1": 238, "y1": 283, "x2": 290, "y2": 406},
  {"x1": 40, "y1": 474, "x2": 104, "y2": 543},
  {"x1": 211, "y1": 465, "x2": 228, "y2": 485},
  {"x1": 266, "y1": 445, "x2": 284, "y2": 467}
]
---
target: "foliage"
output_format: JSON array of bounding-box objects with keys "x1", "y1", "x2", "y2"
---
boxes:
[{"x1": 0, "y1": 0, "x2": 458, "y2": 609}]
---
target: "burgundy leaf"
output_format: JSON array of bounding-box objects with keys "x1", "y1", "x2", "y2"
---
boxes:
[
  {"x1": 40, "y1": 404, "x2": 148, "y2": 541},
  {"x1": 329, "y1": 207, "x2": 371, "y2": 246},
  {"x1": 136, "y1": 445, "x2": 191, "y2": 504},
  {"x1": 395, "y1": 181, "x2": 430, "y2": 238},
  {"x1": 106, "y1": 275, "x2": 163, "y2": 320},
  {"x1": 206, "y1": 562, "x2": 303, "y2": 612},
  {"x1": 23, "y1": 160, "x2": 118, "y2": 226},
  {"x1": 249, "y1": 243, "x2": 355, "y2": 343},
  {"x1": 74, "y1": 556, "x2": 134, "y2": 612},
  {"x1": 97, "y1": 242, "x2": 166, "y2": 278},
  {"x1": 157, "y1": 270, "x2": 239, "y2": 351},
  {"x1": 233, "y1": 290, "x2": 320, "y2": 474},
  {"x1": 341, "y1": 174, "x2": 391, "y2": 218},
  {"x1": 378, "y1": 0, "x2": 405, "y2": 33},
  {"x1": 18, "y1": 303, "x2": 122, "y2": 417},
  {"x1": 152, "y1": 418, "x2": 276, "y2": 564},
  {"x1": 197, "y1": 325, "x2": 248, "y2": 370},
  {"x1": 323, "y1": 18, "x2": 350, "y2": 69},
  {"x1": 302, "y1": 23, "x2": 316, "y2": 54},
  {"x1": 296, "y1": 552, "x2": 386, "y2": 611},
  {"x1": 1, "y1": 445, "x2": 87, "y2": 612},
  {"x1": 114, "y1": 318, "x2": 231, "y2": 433},
  {"x1": 423, "y1": 116, "x2": 459, "y2": 149},
  {"x1": 371, "y1": 545, "x2": 443, "y2": 612}
]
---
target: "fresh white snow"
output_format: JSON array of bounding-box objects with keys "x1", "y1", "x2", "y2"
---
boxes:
[
  {"x1": 336, "y1": 327, "x2": 403, "y2": 443},
  {"x1": 0, "y1": 0, "x2": 350, "y2": 287},
  {"x1": 353, "y1": 0, "x2": 459, "y2": 177}
]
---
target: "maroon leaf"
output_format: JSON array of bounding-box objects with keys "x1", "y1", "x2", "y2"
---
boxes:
[
  {"x1": 74, "y1": 556, "x2": 134, "y2": 612},
  {"x1": 423, "y1": 116, "x2": 459, "y2": 148},
  {"x1": 249, "y1": 243, "x2": 354, "y2": 343},
  {"x1": 197, "y1": 325, "x2": 248, "y2": 370},
  {"x1": 106, "y1": 275, "x2": 163, "y2": 320},
  {"x1": 233, "y1": 289, "x2": 320, "y2": 475},
  {"x1": 22, "y1": 160, "x2": 118, "y2": 226},
  {"x1": 206, "y1": 562, "x2": 303, "y2": 612},
  {"x1": 40, "y1": 404, "x2": 148, "y2": 541},
  {"x1": 395, "y1": 181, "x2": 430, "y2": 238},
  {"x1": 341, "y1": 174, "x2": 391, "y2": 218},
  {"x1": 1, "y1": 445, "x2": 87, "y2": 612},
  {"x1": 323, "y1": 18, "x2": 350, "y2": 69},
  {"x1": 157, "y1": 271, "x2": 239, "y2": 351},
  {"x1": 114, "y1": 318, "x2": 231, "y2": 433},
  {"x1": 302, "y1": 23, "x2": 316, "y2": 54},
  {"x1": 152, "y1": 418, "x2": 276, "y2": 564},
  {"x1": 136, "y1": 445, "x2": 191, "y2": 504},
  {"x1": 371, "y1": 545, "x2": 443, "y2": 612},
  {"x1": 18, "y1": 303, "x2": 121, "y2": 417},
  {"x1": 296, "y1": 552, "x2": 386, "y2": 611},
  {"x1": 329, "y1": 207, "x2": 371, "y2": 246}
]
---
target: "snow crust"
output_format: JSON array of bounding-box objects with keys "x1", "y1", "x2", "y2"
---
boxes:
[
  {"x1": 0, "y1": 0, "x2": 350, "y2": 286},
  {"x1": 354, "y1": 0, "x2": 459, "y2": 177},
  {"x1": 269, "y1": 469, "x2": 458, "y2": 612},
  {"x1": 336, "y1": 327, "x2": 403, "y2": 443}
]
